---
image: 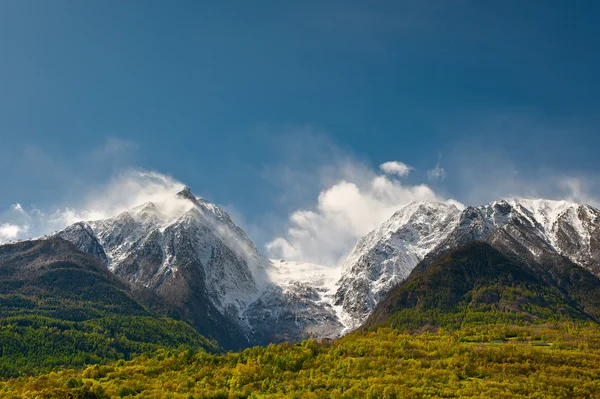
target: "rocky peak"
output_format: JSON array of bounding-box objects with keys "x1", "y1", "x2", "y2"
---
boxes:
[{"x1": 176, "y1": 186, "x2": 200, "y2": 205}]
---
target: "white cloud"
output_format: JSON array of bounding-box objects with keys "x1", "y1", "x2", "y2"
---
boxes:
[
  {"x1": 379, "y1": 161, "x2": 413, "y2": 177},
  {"x1": 265, "y1": 165, "x2": 460, "y2": 266},
  {"x1": 426, "y1": 153, "x2": 446, "y2": 182},
  {"x1": 0, "y1": 223, "x2": 24, "y2": 241},
  {"x1": 558, "y1": 177, "x2": 600, "y2": 207},
  {"x1": 427, "y1": 166, "x2": 446, "y2": 181},
  {"x1": 0, "y1": 169, "x2": 190, "y2": 243}
]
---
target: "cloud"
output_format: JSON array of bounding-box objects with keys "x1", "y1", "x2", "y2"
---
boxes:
[
  {"x1": 0, "y1": 169, "x2": 189, "y2": 243},
  {"x1": 0, "y1": 223, "x2": 24, "y2": 241},
  {"x1": 265, "y1": 163, "x2": 461, "y2": 266},
  {"x1": 259, "y1": 130, "x2": 463, "y2": 266},
  {"x1": 427, "y1": 166, "x2": 446, "y2": 181},
  {"x1": 558, "y1": 177, "x2": 600, "y2": 207},
  {"x1": 380, "y1": 161, "x2": 413, "y2": 177},
  {"x1": 427, "y1": 154, "x2": 446, "y2": 181}
]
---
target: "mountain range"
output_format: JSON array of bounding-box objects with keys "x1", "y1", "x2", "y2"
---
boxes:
[{"x1": 3, "y1": 185, "x2": 600, "y2": 351}]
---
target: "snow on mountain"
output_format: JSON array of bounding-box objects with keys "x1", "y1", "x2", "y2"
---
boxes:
[
  {"x1": 495, "y1": 199, "x2": 600, "y2": 271},
  {"x1": 53, "y1": 186, "x2": 346, "y2": 346},
  {"x1": 267, "y1": 259, "x2": 340, "y2": 291},
  {"x1": 84, "y1": 187, "x2": 267, "y2": 315},
  {"x1": 334, "y1": 201, "x2": 462, "y2": 328},
  {"x1": 335, "y1": 197, "x2": 600, "y2": 330},
  {"x1": 434, "y1": 198, "x2": 598, "y2": 265},
  {"x1": 245, "y1": 259, "x2": 344, "y2": 343},
  {"x1": 53, "y1": 187, "x2": 600, "y2": 345}
]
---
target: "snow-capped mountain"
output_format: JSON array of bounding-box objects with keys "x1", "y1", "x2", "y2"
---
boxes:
[
  {"x1": 334, "y1": 198, "x2": 600, "y2": 329},
  {"x1": 54, "y1": 186, "x2": 345, "y2": 347},
  {"x1": 431, "y1": 199, "x2": 600, "y2": 270},
  {"x1": 334, "y1": 201, "x2": 462, "y2": 328},
  {"x1": 59, "y1": 187, "x2": 266, "y2": 312},
  {"x1": 55, "y1": 187, "x2": 272, "y2": 347},
  {"x1": 54, "y1": 187, "x2": 600, "y2": 346}
]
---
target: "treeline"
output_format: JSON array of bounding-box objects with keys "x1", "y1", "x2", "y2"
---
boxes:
[{"x1": 2, "y1": 322, "x2": 600, "y2": 398}]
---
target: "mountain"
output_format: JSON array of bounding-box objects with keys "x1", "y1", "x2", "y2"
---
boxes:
[
  {"x1": 54, "y1": 187, "x2": 267, "y2": 349},
  {"x1": 0, "y1": 238, "x2": 216, "y2": 377},
  {"x1": 336, "y1": 198, "x2": 600, "y2": 329},
  {"x1": 335, "y1": 201, "x2": 461, "y2": 328},
  {"x1": 363, "y1": 241, "x2": 600, "y2": 332},
  {"x1": 54, "y1": 187, "x2": 344, "y2": 348},
  {"x1": 427, "y1": 199, "x2": 600, "y2": 268},
  {"x1": 50, "y1": 188, "x2": 600, "y2": 345},
  {"x1": 0, "y1": 238, "x2": 144, "y2": 319}
]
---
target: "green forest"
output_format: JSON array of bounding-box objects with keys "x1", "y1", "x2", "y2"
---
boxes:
[
  {"x1": 0, "y1": 314, "x2": 217, "y2": 378},
  {"x1": 2, "y1": 322, "x2": 600, "y2": 398}
]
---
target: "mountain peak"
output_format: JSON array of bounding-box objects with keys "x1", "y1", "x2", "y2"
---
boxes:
[{"x1": 176, "y1": 186, "x2": 198, "y2": 203}]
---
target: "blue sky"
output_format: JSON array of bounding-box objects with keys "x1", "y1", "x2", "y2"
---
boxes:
[{"x1": 1, "y1": 1, "x2": 599, "y2": 262}]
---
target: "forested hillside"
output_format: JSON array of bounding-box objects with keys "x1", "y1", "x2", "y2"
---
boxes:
[
  {"x1": 2, "y1": 323, "x2": 600, "y2": 398},
  {"x1": 364, "y1": 241, "x2": 600, "y2": 332},
  {"x1": 0, "y1": 239, "x2": 216, "y2": 377}
]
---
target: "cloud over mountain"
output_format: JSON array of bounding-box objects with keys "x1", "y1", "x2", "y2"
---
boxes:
[
  {"x1": 0, "y1": 170, "x2": 186, "y2": 243},
  {"x1": 380, "y1": 161, "x2": 413, "y2": 177},
  {"x1": 266, "y1": 161, "x2": 462, "y2": 266}
]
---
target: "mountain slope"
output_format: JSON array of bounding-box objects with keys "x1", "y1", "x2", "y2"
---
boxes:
[
  {"x1": 0, "y1": 238, "x2": 217, "y2": 377},
  {"x1": 54, "y1": 187, "x2": 268, "y2": 349},
  {"x1": 247, "y1": 260, "x2": 343, "y2": 344},
  {"x1": 337, "y1": 198, "x2": 600, "y2": 330},
  {"x1": 54, "y1": 187, "x2": 346, "y2": 347},
  {"x1": 0, "y1": 238, "x2": 146, "y2": 319},
  {"x1": 335, "y1": 201, "x2": 462, "y2": 328},
  {"x1": 364, "y1": 241, "x2": 600, "y2": 332}
]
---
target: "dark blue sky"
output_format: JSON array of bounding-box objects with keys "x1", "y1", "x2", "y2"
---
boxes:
[{"x1": 1, "y1": 1, "x2": 600, "y2": 248}]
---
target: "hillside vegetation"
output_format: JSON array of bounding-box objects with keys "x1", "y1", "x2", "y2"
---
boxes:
[
  {"x1": 0, "y1": 239, "x2": 217, "y2": 377},
  {"x1": 364, "y1": 241, "x2": 600, "y2": 332},
  {"x1": 2, "y1": 323, "x2": 600, "y2": 398}
]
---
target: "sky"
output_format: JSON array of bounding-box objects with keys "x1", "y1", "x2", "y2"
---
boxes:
[{"x1": 1, "y1": 1, "x2": 600, "y2": 265}]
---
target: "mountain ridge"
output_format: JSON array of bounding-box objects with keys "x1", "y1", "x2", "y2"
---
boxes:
[
  {"x1": 52, "y1": 187, "x2": 343, "y2": 348},
  {"x1": 42, "y1": 189, "x2": 600, "y2": 347}
]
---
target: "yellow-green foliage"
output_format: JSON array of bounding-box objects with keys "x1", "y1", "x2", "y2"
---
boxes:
[{"x1": 2, "y1": 323, "x2": 600, "y2": 398}]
